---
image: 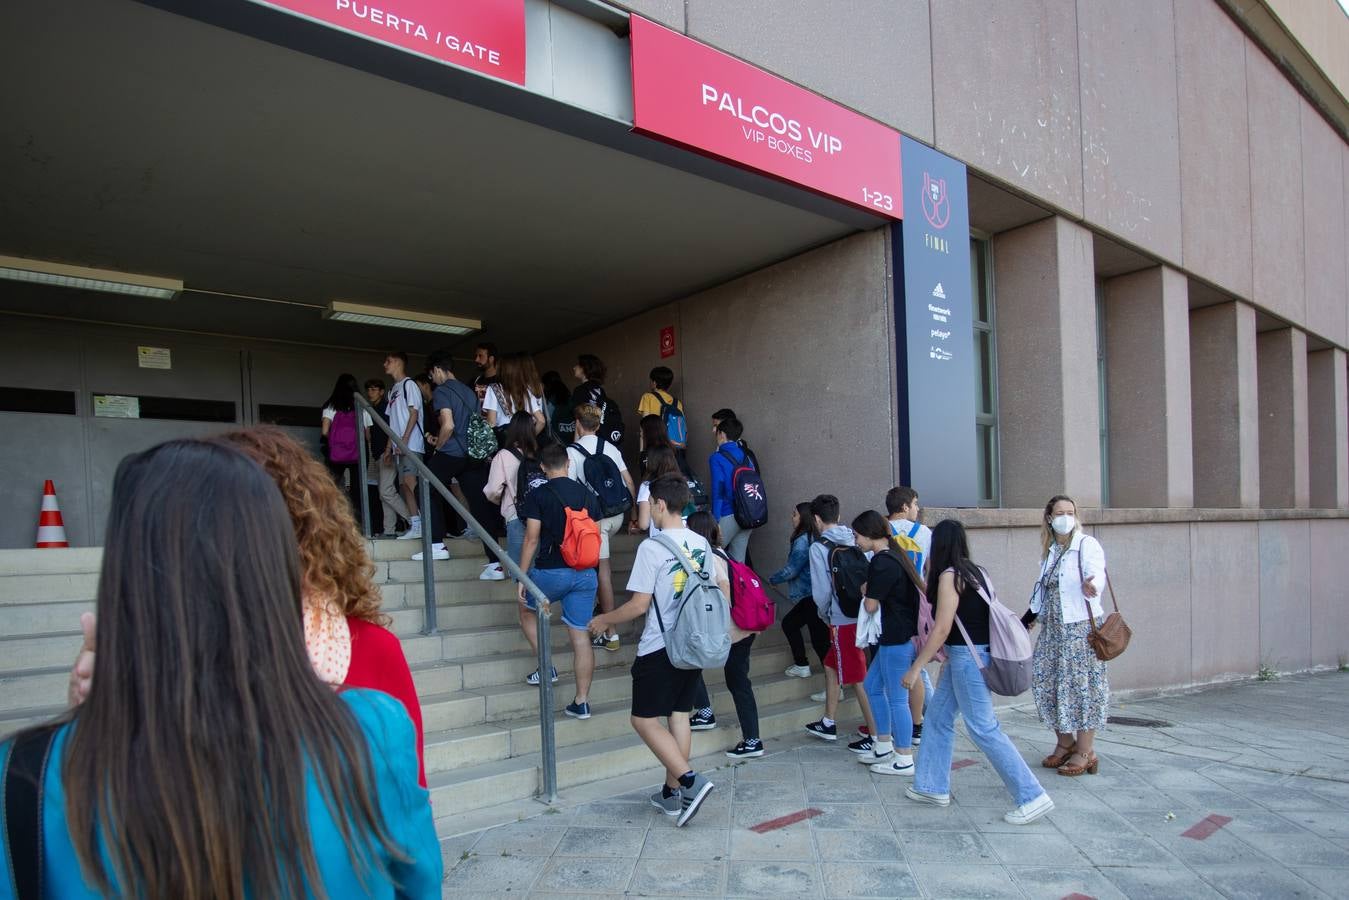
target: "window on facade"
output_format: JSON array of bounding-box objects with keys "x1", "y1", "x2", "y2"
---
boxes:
[
  {"x1": 1095, "y1": 282, "x2": 1110, "y2": 506},
  {"x1": 970, "y1": 237, "x2": 999, "y2": 506}
]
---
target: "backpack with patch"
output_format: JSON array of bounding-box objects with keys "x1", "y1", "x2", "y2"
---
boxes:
[
  {"x1": 891, "y1": 521, "x2": 924, "y2": 576},
  {"x1": 586, "y1": 384, "x2": 626, "y2": 445},
  {"x1": 715, "y1": 549, "x2": 775, "y2": 632},
  {"x1": 717, "y1": 446, "x2": 767, "y2": 529},
  {"x1": 649, "y1": 391, "x2": 688, "y2": 448},
  {"x1": 951, "y1": 566, "x2": 1033, "y2": 696},
  {"x1": 510, "y1": 449, "x2": 548, "y2": 518},
  {"x1": 544, "y1": 484, "x2": 602, "y2": 570},
  {"x1": 465, "y1": 411, "x2": 499, "y2": 460},
  {"x1": 650, "y1": 532, "x2": 731, "y2": 670},
  {"x1": 685, "y1": 474, "x2": 711, "y2": 513},
  {"x1": 328, "y1": 409, "x2": 359, "y2": 463},
  {"x1": 575, "y1": 436, "x2": 633, "y2": 518},
  {"x1": 823, "y1": 539, "x2": 869, "y2": 619}
]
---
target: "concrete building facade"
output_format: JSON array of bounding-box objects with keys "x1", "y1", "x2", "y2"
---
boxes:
[{"x1": 1, "y1": 0, "x2": 1347, "y2": 698}]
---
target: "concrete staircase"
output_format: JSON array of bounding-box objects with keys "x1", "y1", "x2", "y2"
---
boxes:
[{"x1": 0, "y1": 536, "x2": 855, "y2": 837}]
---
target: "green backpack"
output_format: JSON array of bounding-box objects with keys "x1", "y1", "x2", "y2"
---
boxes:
[{"x1": 466, "y1": 412, "x2": 498, "y2": 460}]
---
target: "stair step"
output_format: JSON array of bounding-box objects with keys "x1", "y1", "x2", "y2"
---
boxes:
[
  {"x1": 0, "y1": 599, "x2": 94, "y2": 637},
  {"x1": 376, "y1": 552, "x2": 636, "y2": 586},
  {"x1": 365, "y1": 534, "x2": 643, "y2": 563},
  {"x1": 0, "y1": 548, "x2": 103, "y2": 577},
  {"x1": 0, "y1": 667, "x2": 68, "y2": 714}
]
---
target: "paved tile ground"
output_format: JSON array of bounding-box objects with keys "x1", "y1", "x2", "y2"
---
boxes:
[{"x1": 439, "y1": 671, "x2": 1349, "y2": 898}]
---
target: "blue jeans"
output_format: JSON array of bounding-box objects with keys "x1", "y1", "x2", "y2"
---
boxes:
[
  {"x1": 863, "y1": 641, "x2": 916, "y2": 744},
  {"x1": 914, "y1": 645, "x2": 1046, "y2": 806},
  {"x1": 505, "y1": 517, "x2": 525, "y2": 581},
  {"x1": 525, "y1": 567, "x2": 598, "y2": 631}
]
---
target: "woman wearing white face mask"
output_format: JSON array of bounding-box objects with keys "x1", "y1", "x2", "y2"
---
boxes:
[{"x1": 1022, "y1": 495, "x2": 1108, "y2": 776}]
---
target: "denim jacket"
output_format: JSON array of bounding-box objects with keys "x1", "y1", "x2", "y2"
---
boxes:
[{"x1": 769, "y1": 533, "x2": 812, "y2": 601}]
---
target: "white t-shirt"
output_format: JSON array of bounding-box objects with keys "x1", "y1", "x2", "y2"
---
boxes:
[
  {"x1": 566, "y1": 434, "x2": 628, "y2": 487},
  {"x1": 482, "y1": 386, "x2": 543, "y2": 425},
  {"x1": 636, "y1": 481, "x2": 688, "y2": 536},
  {"x1": 321, "y1": 406, "x2": 373, "y2": 427},
  {"x1": 627, "y1": 527, "x2": 715, "y2": 656},
  {"x1": 889, "y1": 518, "x2": 933, "y2": 571},
  {"x1": 384, "y1": 378, "x2": 425, "y2": 454}
]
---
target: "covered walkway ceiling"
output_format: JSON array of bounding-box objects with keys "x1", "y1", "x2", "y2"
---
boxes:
[{"x1": 0, "y1": 0, "x2": 871, "y2": 354}]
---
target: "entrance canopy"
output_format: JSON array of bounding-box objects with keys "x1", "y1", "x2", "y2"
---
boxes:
[{"x1": 0, "y1": 0, "x2": 884, "y2": 354}]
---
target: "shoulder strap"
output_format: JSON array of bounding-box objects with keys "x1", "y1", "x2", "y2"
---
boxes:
[
  {"x1": 717, "y1": 447, "x2": 743, "y2": 469},
  {"x1": 1075, "y1": 535, "x2": 1119, "y2": 626},
  {"x1": 648, "y1": 532, "x2": 711, "y2": 637},
  {"x1": 508, "y1": 448, "x2": 524, "y2": 464},
  {"x1": 542, "y1": 481, "x2": 580, "y2": 514},
  {"x1": 4, "y1": 725, "x2": 59, "y2": 900},
  {"x1": 907, "y1": 521, "x2": 921, "y2": 539}
]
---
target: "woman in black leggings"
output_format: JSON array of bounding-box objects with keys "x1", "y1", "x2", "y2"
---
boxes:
[{"x1": 772, "y1": 502, "x2": 829, "y2": 676}]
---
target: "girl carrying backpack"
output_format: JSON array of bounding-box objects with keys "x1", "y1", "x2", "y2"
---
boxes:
[
  {"x1": 484, "y1": 413, "x2": 547, "y2": 582},
  {"x1": 900, "y1": 519, "x2": 1054, "y2": 827},
  {"x1": 320, "y1": 373, "x2": 367, "y2": 515}
]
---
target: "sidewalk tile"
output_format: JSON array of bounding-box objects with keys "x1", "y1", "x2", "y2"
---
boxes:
[
  {"x1": 440, "y1": 853, "x2": 546, "y2": 894},
  {"x1": 733, "y1": 762, "x2": 805, "y2": 783},
  {"x1": 909, "y1": 863, "x2": 1022, "y2": 899},
  {"x1": 958, "y1": 805, "x2": 1057, "y2": 834},
  {"x1": 553, "y1": 825, "x2": 646, "y2": 858},
  {"x1": 898, "y1": 830, "x2": 997, "y2": 864},
  {"x1": 729, "y1": 823, "x2": 814, "y2": 860},
  {"x1": 1192, "y1": 864, "x2": 1332, "y2": 899},
  {"x1": 1291, "y1": 867, "x2": 1349, "y2": 896},
  {"x1": 1282, "y1": 809, "x2": 1349, "y2": 840},
  {"x1": 733, "y1": 779, "x2": 806, "y2": 804},
  {"x1": 733, "y1": 801, "x2": 819, "y2": 828},
  {"x1": 569, "y1": 800, "x2": 654, "y2": 828},
  {"x1": 532, "y1": 857, "x2": 635, "y2": 894},
  {"x1": 812, "y1": 829, "x2": 904, "y2": 861},
  {"x1": 884, "y1": 802, "x2": 977, "y2": 832},
  {"x1": 1058, "y1": 830, "x2": 1179, "y2": 868},
  {"x1": 980, "y1": 830, "x2": 1089, "y2": 866},
  {"x1": 466, "y1": 822, "x2": 567, "y2": 856},
  {"x1": 637, "y1": 824, "x2": 729, "y2": 859},
  {"x1": 1099, "y1": 866, "x2": 1226, "y2": 899},
  {"x1": 628, "y1": 858, "x2": 725, "y2": 896},
  {"x1": 1228, "y1": 830, "x2": 1349, "y2": 867},
  {"x1": 725, "y1": 861, "x2": 821, "y2": 898},
  {"x1": 806, "y1": 779, "x2": 881, "y2": 804},
  {"x1": 820, "y1": 861, "x2": 919, "y2": 898},
  {"x1": 808, "y1": 803, "x2": 891, "y2": 830},
  {"x1": 1008, "y1": 865, "x2": 1129, "y2": 900}
]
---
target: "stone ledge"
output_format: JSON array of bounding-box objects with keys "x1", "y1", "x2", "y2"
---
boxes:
[{"x1": 922, "y1": 506, "x2": 1349, "y2": 529}]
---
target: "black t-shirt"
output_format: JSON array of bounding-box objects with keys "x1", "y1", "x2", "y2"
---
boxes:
[
  {"x1": 945, "y1": 567, "x2": 992, "y2": 646},
  {"x1": 569, "y1": 380, "x2": 605, "y2": 418},
  {"x1": 431, "y1": 379, "x2": 477, "y2": 458},
  {"x1": 369, "y1": 398, "x2": 390, "y2": 455},
  {"x1": 473, "y1": 373, "x2": 500, "y2": 409},
  {"x1": 519, "y1": 476, "x2": 601, "y2": 569},
  {"x1": 866, "y1": 551, "x2": 920, "y2": 645}
]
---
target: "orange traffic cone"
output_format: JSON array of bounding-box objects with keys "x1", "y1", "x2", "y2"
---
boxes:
[{"x1": 36, "y1": 480, "x2": 69, "y2": 548}]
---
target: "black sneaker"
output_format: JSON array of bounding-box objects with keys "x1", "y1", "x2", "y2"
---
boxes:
[
  {"x1": 805, "y1": 720, "x2": 837, "y2": 741},
  {"x1": 912, "y1": 723, "x2": 923, "y2": 746},
  {"x1": 726, "y1": 739, "x2": 764, "y2": 759},
  {"x1": 849, "y1": 737, "x2": 874, "y2": 754},
  {"x1": 689, "y1": 708, "x2": 716, "y2": 731}
]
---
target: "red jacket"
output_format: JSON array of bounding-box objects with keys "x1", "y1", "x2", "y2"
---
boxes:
[{"x1": 345, "y1": 618, "x2": 426, "y2": 787}]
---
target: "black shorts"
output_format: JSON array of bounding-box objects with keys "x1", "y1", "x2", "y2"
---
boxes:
[{"x1": 631, "y1": 647, "x2": 701, "y2": 719}]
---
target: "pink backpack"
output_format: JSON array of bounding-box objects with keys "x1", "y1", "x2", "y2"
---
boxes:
[
  {"x1": 717, "y1": 551, "x2": 775, "y2": 632},
  {"x1": 328, "y1": 409, "x2": 359, "y2": 463}
]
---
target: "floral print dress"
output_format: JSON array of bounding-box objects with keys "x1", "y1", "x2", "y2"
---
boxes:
[{"x1": 1032, "y1": 574, "x2": 1109, "y2": 732}]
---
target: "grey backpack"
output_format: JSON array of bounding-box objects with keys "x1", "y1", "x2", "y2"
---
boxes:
[
  {"x1": 649, "y1": 532, "x2": 732, "y2": 670},
  {"x1": 951, "y1": 566, "x2": 1034, "y2": 696}
]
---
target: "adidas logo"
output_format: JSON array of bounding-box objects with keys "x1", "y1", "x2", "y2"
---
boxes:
[{"x1": 932, "y1": 283, "x2": 946, "y2": 299}]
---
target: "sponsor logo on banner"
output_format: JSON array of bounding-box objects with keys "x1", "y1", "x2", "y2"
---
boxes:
[
  {"x1": 245, "y1": 0, "x2": 526, "y2": 84},
  {"x1": 921, "y1": 173, "x2": 950, "y2": 229},
  {"x1": 629, "y1": 16, "x2": 902, "y2": 218},
  {"x1": 931, "y1": 283, "x2": 946, "y2": 300}
]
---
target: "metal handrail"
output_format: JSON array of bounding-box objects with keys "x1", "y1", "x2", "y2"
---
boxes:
[{"x1": 353, "y1": 390, "x2": 560, "y2": 803}]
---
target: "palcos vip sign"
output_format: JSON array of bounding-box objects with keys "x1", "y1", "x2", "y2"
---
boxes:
[{"x1": 629, "y1": 17, "x2": 903, "y2": 218}]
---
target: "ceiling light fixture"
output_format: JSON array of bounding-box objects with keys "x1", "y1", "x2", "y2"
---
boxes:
[
  {"x1": 0, "y1": 255, "x2": 182, "y2": 300},
  {"x1": 324, "y1": 301, "x2": 481, "y2": 336}
]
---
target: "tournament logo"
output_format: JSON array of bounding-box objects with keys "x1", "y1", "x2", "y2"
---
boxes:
[{"x1": 921, "y1": 173, "x2": 950, "y2": 230}]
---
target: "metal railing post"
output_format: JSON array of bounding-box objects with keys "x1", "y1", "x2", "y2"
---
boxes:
[
  {"x1": 352, "y1": 393, "x2": 557, "y2": 802},
  {"x1": 356, "y1": 415, "x2": 372, "y2": 538}
]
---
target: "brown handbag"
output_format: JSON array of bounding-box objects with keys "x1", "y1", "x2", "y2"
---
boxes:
[{"x1": 1078, "y1": 543, "x2": 1131, "y2": 661}]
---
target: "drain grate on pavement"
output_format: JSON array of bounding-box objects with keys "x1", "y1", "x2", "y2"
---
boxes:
[{"x1": 1107, "y1": 715, "x2": 1173, "y2": 728}]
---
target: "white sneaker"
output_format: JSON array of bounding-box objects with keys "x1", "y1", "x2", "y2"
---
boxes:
[
  {"x1": 479, "y1": 564, "x2": 506, "y2": 581},
  {"x1": 396, "y1": 525, "x2": 423, "y2": 541},
  {"x1": 871, "y1": 756, "x2": 915, "y2": 777},
  {"x1": 809, "y1": 687, "x2": 846, "y2": 703},
  {"x1": 1004, "y1": 793, "x2": 1054, "y2": 825},
  {"x1": 412, "y1": 544, "x2": 449, "y2": 561},
  {"x1": 905, "y1": 785, "x2": 950, "y2": 807},
  {"x1": 784, "y1": 664, "x2": 812, "y2": 678}
]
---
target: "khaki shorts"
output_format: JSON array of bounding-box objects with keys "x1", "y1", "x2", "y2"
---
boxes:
[{"x1": 598, "y1": 514, "x2": 624, "y2": 560}]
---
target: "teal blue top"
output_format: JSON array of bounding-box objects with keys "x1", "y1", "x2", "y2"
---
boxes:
[{"x1": 1, "y1": 689, "x2": 442, "y2": 899}]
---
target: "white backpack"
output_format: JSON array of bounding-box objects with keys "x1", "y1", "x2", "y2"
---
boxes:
[
  {"x1": 650, "y1": 533, "x2": 731, "y2": 670},
  {"x1": 950, "y1": 566, "x2": 1033, "y2": 696}
]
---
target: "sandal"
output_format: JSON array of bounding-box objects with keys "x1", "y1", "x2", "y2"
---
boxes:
[
  {"x1": 1057, "y1": 751, "x2": 1099, "y2": 777},
  {"x1": 1041, "y1": 740, "x2": 1076, "y2": 769}
]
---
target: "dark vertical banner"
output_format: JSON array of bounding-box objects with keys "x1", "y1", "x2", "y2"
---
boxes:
[{"x1": 893, "y1": 136, "x2": 977, "y2": 506}]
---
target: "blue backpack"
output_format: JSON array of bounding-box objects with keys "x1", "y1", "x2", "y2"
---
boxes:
[
  {"x1": 574, "y1": 436, "x2": 633, "y2": 519},
  {"x1": 649, "y1": 391, "x2": 688, "y2": 448}
]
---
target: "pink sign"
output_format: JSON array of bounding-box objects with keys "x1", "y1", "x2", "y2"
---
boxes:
[
  {"x1": 630, "y1": 17, "x2": 902, "y2": 219},
  {"x1": 249, "y1": 0, "x2": 526, "y2": 84}
]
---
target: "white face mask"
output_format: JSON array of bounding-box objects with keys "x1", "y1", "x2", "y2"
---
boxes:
[{"x1": 1051, "y1": 514, "x2": 1076, "y2": 535}]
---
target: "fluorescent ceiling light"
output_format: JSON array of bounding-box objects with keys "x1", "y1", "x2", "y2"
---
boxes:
[
  {"x1": 0, "y1": 255, "x2": 182, "y2": 300},
  {"x1": 324, "y1": 301, "x2": 481, "y2": 336}
]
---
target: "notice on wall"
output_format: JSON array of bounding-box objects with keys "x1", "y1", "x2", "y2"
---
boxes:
[
  {"x1": 893, "y1": 136, "x2": 977, "y2": 506},
  {"x1": 245, "y1": 0, "x2": 526, "y2": 84},
  {"x1": 660, "y1": 325, "x2": 676, "y2": 359},
  {"x1": 629, "y1": 16, "x2": 903, "y2": 218},
  {"x1": 93, "y1": 395, "x2": 140, "y2": 419},
  {"x1": 137, "y1": 346, "x2": 172, "y2": 370}
]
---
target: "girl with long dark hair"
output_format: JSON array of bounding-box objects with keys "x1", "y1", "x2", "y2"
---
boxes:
[
  {"x1": 321, "y1": 372, "x2": 370, "y2": 513},
  {"x1": 772, "y1": 501, "x2": 829, "y2": 680},
  {"x1": 5, "y1": 439, "x2": 440, "y2": 898},
  {"x1": 484, "y1": 411, "x2": 543, "y2": 581},
  {"x1": 632, "y1": 445, "x2": 685, "y2": 536},
  {"x1": 901, "y1": 519, "x2": 1054, "y2": 826}
]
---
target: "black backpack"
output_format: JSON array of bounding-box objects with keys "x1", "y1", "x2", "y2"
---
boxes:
[
  {"x1": 717, "y1": 446, "x2": 767, "y2": 529},
  {"x1": 574, "y1": 436, "x2": 633, "y2": 518},
  {"x1": 823, "y1": 538, "x2": 869, "y2": 619},
  {"x1": 510, "y1": 449, "x2": 548, "y2": 518}
]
